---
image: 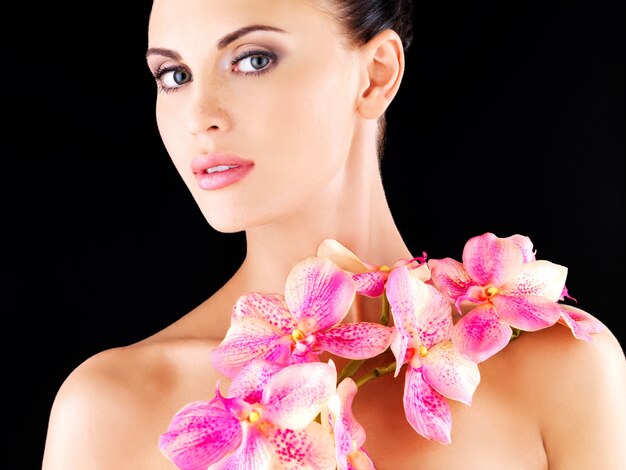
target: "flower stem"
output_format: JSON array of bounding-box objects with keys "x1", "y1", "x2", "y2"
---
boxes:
[
  {"x1": 380, "y1": 291, "x2": 390, "y2": 326},
  {"x1": 337, "y1": 359, "x2": 366, "y2": 384},
  {"x1": 354, "y1": 361, "x2": 397, "y2": 388}
]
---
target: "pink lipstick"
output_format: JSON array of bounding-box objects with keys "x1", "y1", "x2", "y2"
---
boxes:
[{"x1": 191, "y1": 153, "x2": 254, "y2": 190}]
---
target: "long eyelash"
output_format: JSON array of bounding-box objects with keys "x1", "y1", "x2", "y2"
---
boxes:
[
  {"x1": 152, "y1": 65, "x2": 189, "y2": 94},
  {"x1": 231, "y1": 49, "x2": 277, "y2": 76}
]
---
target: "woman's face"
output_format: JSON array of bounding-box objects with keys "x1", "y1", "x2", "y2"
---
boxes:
[{"x1": 147, "y1": 0, "x2": 364, "y2": 233}]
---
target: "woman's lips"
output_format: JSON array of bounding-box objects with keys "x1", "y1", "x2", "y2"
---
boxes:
[{"x1": 191, "y1": 153, "x2": 254, "y2": 190}]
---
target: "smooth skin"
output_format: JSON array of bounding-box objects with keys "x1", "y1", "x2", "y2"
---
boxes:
[{"x1": 42, "y1": 0, "x2": 626, "y2": 468}]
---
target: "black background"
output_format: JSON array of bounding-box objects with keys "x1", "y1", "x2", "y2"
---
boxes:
[{"x1": 5, "y1": 1, "x2": 624, "y2": 468}]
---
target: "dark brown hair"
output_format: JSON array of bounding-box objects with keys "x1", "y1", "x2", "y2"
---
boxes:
[{"x1": 330, "y1": 0, "x2": 414, "y2": 52}]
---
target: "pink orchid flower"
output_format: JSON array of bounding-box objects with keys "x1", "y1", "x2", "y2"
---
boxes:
[
  {"x1": 159, "y1": 360, "x2": 338, "y2": 470},
  {"x1": 428, "y1": 232, "x2": 567, "y2": 363},
  {"x1": 385, "y1": 265, "x2": 480, "y2": 444},
  {"x1": 211, "y1": 256, "x2": 395, "y2": 378},
  {"x1": 317, "y1": 239, "x2": 429, "y2": 297},
  {"x1": 325, "y1": 378, "x2": 375, "y2": 470},
  {"x1": 557, "y1": 304, "x2": 605, "y2": 341}
]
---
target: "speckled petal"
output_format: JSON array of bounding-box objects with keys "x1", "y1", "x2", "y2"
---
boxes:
[
  {"x1": 315, "y1": 322, "x2": 395, "y2": 359},
  {"x1": 327, "y1": 378, "x2": 368, "y2": 470},
  {"x1": 505, "y1": 234, "x2": 536, "y2": 262},
  {"x1": 208, "y1": 424, "x2": 273, "y2": 470},
  {"x1": 228, "y1": 359, "x2": 286, "y2": 404},
  {"x1": 414, "y1": 284, "x2": 453, "y2": 349},
  {"x1": 452, "y1": 303, "x2": 512, "y2": 363},
  {"x1": 159, "y1": 400, "x2": 242, "y2": 470},
  {"x1": 387, "y1": 266, "x2": 452, "y2": 348},
  {"x1": 427, "y1": 257, "x2": 476, "y2": 302},
  {"x1": 462, "y1": 232, "x2": 523, "y2": 287},
  {"x1": 352, "y1": 271, "x2": 388, "y2": 297},
  {"x1": 502, "y1": 260, "x2": 567, "y2": 302},
  {"x1": 262, "y1": 361, "x2": 337, "y2": 430},
  {"x1": 421, "y1": 341, "x2": 480, "y2": 405},
  {"x1": 211, "y1": 318, "x2": 292, "y2": 378},
  {"x1": 385, "y1": 266, "x2": 420, "y2": 335},
  {"x1": 403, "y1": 366, "x2": 452, "y2": 444},
  {"x1": 558, "y1": 304, "x2": 605, "y2": 341},
  {"x1": 266, "y1": 421, "x2": 336, "y2": 470},
  {"x1": 492, "y1": 294, "x2": 561, "y2": 331},
  {"x1": 232, "y1": 293, "x2": 295, "y2": 334},
  {"x1": 285, "y1": 257, "x2": 356, "y2": 331}
]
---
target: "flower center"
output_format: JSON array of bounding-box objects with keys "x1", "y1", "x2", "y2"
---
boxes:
[
  {"x1": 248, "y1": 410, "x2": 260, "y2": 423},
  {"x1": 379, "y1": 265, "x2": 391, "y2": 272},
  {"x1": 485, "y1": 286, "x2": 499, "y2": 298},
  {"x1": 419, "y1": 345, "x2": 428, "y2": 357},
  {"x1": 292, "y1": 329, "x2": 305, "y2": 342}
]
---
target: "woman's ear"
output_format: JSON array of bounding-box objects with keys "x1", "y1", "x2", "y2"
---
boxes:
[{"x1": 357, "y1": 29, "x2": 405, "y2": 120}]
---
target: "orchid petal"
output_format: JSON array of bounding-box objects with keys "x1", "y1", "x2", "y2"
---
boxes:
[
  {"x1": 385, "y1": 266, "x2": 420, "y2": 335},
  {"x1": 347, "y1": 450, "x2": 376, "y2": 470},
  {"x1": 452, "y1": 304, "x2": 512, "y2": 363},
  {"x1": 266, "y1": 421, "x2": 336, "y2": 470},
  {"x1": 287, "y1": 350, "x2": 320, "y2": 365},
  {"x1": 211, "y1": 318, "x2": 291, "y2": 378},
  {"x1": 390, "y1": 330, "x2": 409, "y2": 377},
  {"x1": 159, "y1": 400, "x2": 242, "y2": 470},
  {"x1": 262, "y1": 361, "x2": 337, "y2": 430},
  {"x1": 232, "y1": 293, "x2": 295, "y2": 334},
  {"x1": 353, "y1": 271, "x2": 388, "y2": 297},
  {"x1": 285, "y1": 257, "x2": 356, "y2": 331},
  {"x1": 414, "y1": 284, "x2": 453, "y2": 349},
  {"x1": 408, "y1": 262, "x2": 432, "y2": 283},
  {"x1": 208, "y1": 424, "x2": 272, "y2": 470},
  {"x1": 427, "y1": 258, "x2": 476, "y2": 302},
  {"x1": 502, "y1": 260, "x2": 567, "y2": 302},
  {"x1": 330, "y1": 378, "x2": 366, "y2": 448},
  {"x1": 421, "y1": 341, "x2": 480, "y2": 405},
  {"x1": 492, "y1": 294, "x2": 562, "y2": 331},
  {"x1": 228, "y1": 359, "x2": 286, "y2": 404},
  {"x1": 462, "y1": 233, "x2": 523, "y2": 287},
  {"x1": 315, "y1": 322, "x2": 395, "y2": 359},
  {"x1": 403, "y1": 366, "x2": 452, "y2": 444},
  {"x1": 505, "y1": 234, "x2": 536, "y2": 262},
  {"x1": 328, "y1": 378, "x2": 371, "y2": 470},
  {"x1": 387, "y1": 266, "x2": 452, "y2": 347},
  {"x1": 317, "y1": 239, "x2": 373, "y2": 273},
  {"x1": 558, "y1": 304, "x2": 605, "y2": 341}
]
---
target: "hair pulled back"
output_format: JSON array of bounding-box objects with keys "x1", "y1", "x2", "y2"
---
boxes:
[{"x1": 330, "y1": 0, "x2": 414, "y2": 52}]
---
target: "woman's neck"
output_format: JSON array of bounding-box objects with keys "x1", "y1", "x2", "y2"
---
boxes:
[
  {"x1": 225, "y1": 125, "x2": 414, "y2": 323},
  {"x1": 240, "y1": 180, "x2": 410, "y2": 293}
]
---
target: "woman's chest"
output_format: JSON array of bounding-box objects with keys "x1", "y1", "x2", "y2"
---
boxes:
[{"x1": 348, "y1": 364, "x2": 547, "y2": 470}]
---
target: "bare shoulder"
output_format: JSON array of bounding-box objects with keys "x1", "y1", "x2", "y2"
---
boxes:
[
  {"x1": 42, "y1": 336, "x2": 229, "y2": 469},
  {"x1": 487, "y1": 321, "x2": 626, "y2": 469}
]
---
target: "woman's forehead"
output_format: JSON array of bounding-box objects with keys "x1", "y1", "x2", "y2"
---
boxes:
[{"x1": 146, "y1": 0, "x2": 350, "y2": 61}]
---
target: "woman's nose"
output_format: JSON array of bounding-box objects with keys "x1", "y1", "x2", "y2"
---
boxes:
[{"x1": 185, "y1": 85, "x2": 232, "y2": 135}]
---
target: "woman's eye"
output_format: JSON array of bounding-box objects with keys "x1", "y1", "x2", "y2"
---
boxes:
[
  {"x1": 233, "y1": 51, "x2": 275, "y2": 74},
  {"x1": 155, "y1": 67, "x2": 192, "y2": 91}
]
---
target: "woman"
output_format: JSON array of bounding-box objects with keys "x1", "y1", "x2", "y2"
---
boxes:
[{"x1": 42, "y1": 0, "x2": 626, "y2": 468}]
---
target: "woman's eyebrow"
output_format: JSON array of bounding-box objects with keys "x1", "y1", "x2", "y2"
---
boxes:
[
  {"x1": 146, "y1": 48, "x2": 181, "y2": 60},
  {"x1": 217, "y1": 24, "x2": 286, "y2": 49},
  {"x1": 146, "y1": 25, "x2": 286, "y2": 60}
]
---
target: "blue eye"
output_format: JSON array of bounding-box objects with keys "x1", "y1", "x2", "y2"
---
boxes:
[
  {"x1": 232, "y1": 50, "x2": 276, "y2": 74},
  {"x1": 154, "y1": 66, "x2": 192, "y2": 93}
]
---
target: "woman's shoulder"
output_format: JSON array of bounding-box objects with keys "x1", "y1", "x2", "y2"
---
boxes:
[
  {"x1": 482, "y1": 320, "x2": 626, "y2": 468},
  {"x1": 42, "y1": 334, "x2": 229, "y2": 469},
  {"x1": 498, "y1": 319, "x2": 625, "y2": 391}
]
